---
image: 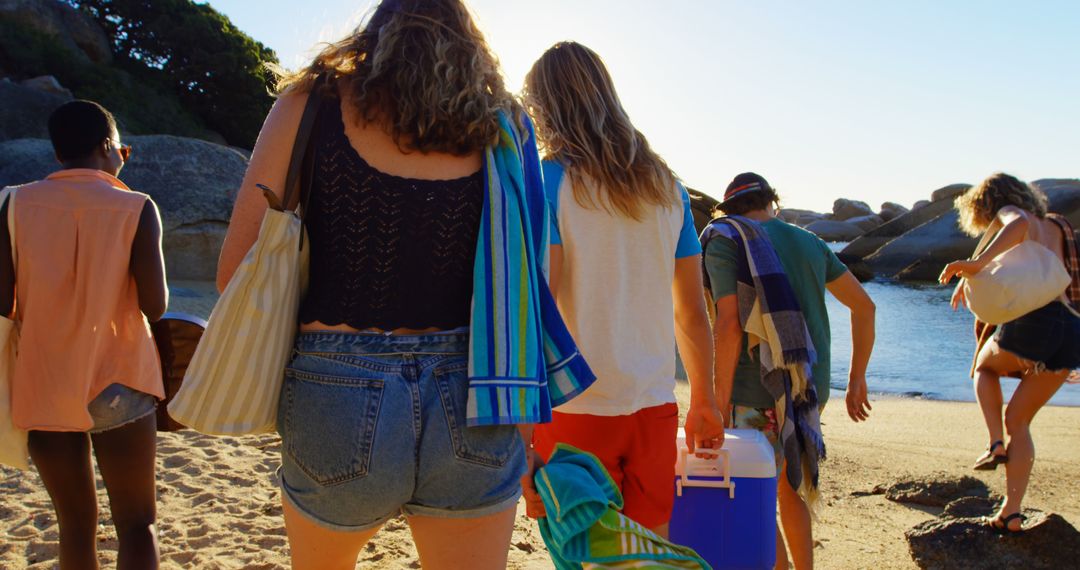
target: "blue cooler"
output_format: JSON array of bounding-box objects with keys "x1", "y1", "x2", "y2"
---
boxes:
[{"x1": 670, "y1": 429, "x2": 777, "y2": 570}]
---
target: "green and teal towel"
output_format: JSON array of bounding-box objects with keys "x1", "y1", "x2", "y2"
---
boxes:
[{"x1": 536, "y1": 444, "x2": 710, "y2": 570}]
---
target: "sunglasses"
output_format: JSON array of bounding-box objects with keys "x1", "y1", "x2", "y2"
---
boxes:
[{"x1": 108, "y1": 139, "x2": 133, "y2": 162}]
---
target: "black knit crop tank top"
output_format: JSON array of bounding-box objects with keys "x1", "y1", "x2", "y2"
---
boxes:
[{"x1": 298, "y1": 96, "x2": 485, "y2": 330}]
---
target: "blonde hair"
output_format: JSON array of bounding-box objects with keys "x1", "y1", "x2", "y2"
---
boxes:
[
  {"x1": 275, "y1": 0, "x2": 515, "y2": 155},
  {"x1": 956, "y1": 172, "x2": 1049, "y2": 236},
  {"x1": 523, "y1": 42, "x2": 678, "y2": 221}
]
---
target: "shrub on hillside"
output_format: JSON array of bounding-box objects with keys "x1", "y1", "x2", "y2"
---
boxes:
[
  {"x1": 0, "y1": 14, "x2": 213, "y2": 140},
  {"x1": 66, "y1": 0, "x2": 279, "y2": 148}
]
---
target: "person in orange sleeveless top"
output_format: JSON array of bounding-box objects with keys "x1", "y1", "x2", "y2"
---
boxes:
[{"x1": 0, "y1": 100, "x2": 167, "y2": 569}]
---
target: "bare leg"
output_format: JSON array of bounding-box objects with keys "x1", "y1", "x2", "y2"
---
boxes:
[
  {"x1": 407, "y1": 505, "x2": 516, "y2": 570},
  {"x1": 973, "y1": 371, "x2": 1005, "y2": 449},
  {"x1": 282, "y1": 498, "x2": 382, "y2": 570},
  {"x1": 91, "y1": 414, "x2": 159, "y2": 570},
  {"x1": 774, "y1": 523, "x2": 790, "y2": 570},
  {"x1": 777, "y1": 467, "x2": 813, "y2": 570},
  {"x1": 972, "y1": 339, "x2": 1017, "y2": 462},
  {"x1": 649, "y1": 522, "x2": 670, "y2": 540},
  {"x1": 27, "y1": 430, "x2": 99, "y2": 570},
  {"x1": 998, "y1": 368, "x2": 1069, "y2": 530}
]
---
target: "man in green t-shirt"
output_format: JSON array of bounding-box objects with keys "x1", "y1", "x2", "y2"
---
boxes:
[{"x1": 703, "y1": 173, "x2": 876, "y2": 570}]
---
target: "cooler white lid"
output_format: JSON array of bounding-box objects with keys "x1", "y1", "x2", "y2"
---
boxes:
[{"x1": 676, "y1": 428, "x2": 776, "y2": 479}]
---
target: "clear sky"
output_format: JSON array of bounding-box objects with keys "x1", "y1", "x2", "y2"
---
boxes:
[{"x1": 201, "y1": 0, "x2": 1079, "y2": 212}]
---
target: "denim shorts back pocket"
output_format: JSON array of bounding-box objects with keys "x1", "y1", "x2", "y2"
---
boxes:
[
  {"x1": 280, "y1": 365, "x2": 385, "y2": 486},
  {"x1": 433, "y1": 361, "x2": 517, "y2": 468}
]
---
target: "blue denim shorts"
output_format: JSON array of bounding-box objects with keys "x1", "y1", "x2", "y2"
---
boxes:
[
  {"x1": 996, "y1": 301, "x2": 1080, "y2": 372},
  {"x1": 87, "y1": 383, "x2": 157, "y2": 434},
  {"x1": 276, "y1": 331, "x2": 526, "y2": 531}
]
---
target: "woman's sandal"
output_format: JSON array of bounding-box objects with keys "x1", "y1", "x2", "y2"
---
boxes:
[
  {"x1": 973, "y1": 440, "x2": 1008, "y2": 471},
  {"x1": 986, "y1": 512, "x2": 1025, "y2": 534}
]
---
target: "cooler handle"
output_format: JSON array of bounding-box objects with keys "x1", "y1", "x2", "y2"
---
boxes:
[{"x1": 676, "y1": 446, "x2": 735, "y2": 499}]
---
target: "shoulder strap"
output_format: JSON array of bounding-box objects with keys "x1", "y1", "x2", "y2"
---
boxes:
[
  {"x1": 280, "y1": 76, "x2": 326, "y2": 215},
  {"x1": 1046, "y1": 214, "x2": 1080, "y2": 315}
]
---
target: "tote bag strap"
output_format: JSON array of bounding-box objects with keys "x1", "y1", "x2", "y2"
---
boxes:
[{"x1": 281, "y1": 75, "x2": 326, "y2": 218}]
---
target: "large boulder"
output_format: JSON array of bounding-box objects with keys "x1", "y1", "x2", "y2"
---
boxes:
[
  {"x1": 832, "y1": 198, "x2": 874, "y2": 221},
  {"x1": 862, "y1": 210, "x2": 977, "y2": 280},
  {"x1": 879, "y1": 201, "x2": 909, "y2": 222},
  {"x1": 876, "y1": 473, "x2": 996, "y2": 508},
  {"x1": 0, "y1": 0, "x2": 113, "y2": 64},
  {"x1": 840, "y1": 196, "x2": 960, "y2": 261},
  {"x1": 906, "y1": 499, "x2": 1080, "y2": 570},
  {"x1": 0, "y1": 136, "x2": 247, "y2": 281},
  {"x1": 804, "y1": 219, "x2": 864, "y2": 242},
  {"x1": 846, "y1": 214, "x2": 884, "y2": 233},
  {"x1": 1033, "y1": 178, "x2": 1080, "y2": 226},
  {"x1": 930, "y1": 183, "x2": 970, "y2": 204},
  {"x1": 686, "y1": 187, "x2": 719, "y2": 235},
  {"x1": 0, "y1": 78, "x2": 72, "y2": 141}
]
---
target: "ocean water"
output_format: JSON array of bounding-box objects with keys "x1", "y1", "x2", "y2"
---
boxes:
[{"x1": 825, "y1": 278, "x2": 1080, "y2": 407}]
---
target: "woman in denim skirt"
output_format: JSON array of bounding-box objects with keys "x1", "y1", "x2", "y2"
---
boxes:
[
  {"x1": 216, "y1": 1, "x2": 590, "y2": 567},
  {"x1": 940, "y1": 173, "x2": 1080, "y2": 533}
]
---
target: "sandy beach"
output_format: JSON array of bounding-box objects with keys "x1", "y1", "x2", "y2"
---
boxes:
[
  {"x1": 0, "y1": 281, "x2": 1076, "y2": 568},
  {"x1": 1, "y1": 384, "x2": 1077, "y2": 569}
]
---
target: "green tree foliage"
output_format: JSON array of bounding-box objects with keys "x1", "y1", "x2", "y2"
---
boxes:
[
  {"x1": 0, "y1": 14, "x2": 213, "y2": 140},
  {"x1": 66, "y1": 0, "x2": 279, "y2": 147}
]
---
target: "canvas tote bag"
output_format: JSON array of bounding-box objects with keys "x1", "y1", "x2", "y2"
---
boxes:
[
  {"x1": 0, "y1": 186, "x2": 29, "y2": 469},
  {"x1": 963, "y1": 221, "x2": 1072, "y2": 325},
  {"x1": 168, "y1": 85, "x2": 322, "y2": 435}
]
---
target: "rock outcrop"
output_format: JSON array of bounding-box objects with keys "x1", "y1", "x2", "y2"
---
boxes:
[
  {"x1": 804, "y1": 219, "x2": 864, "y2": 242},
  {"x1": 906, "y1": 498, "x2": 1080, "y2": 570},
  {"x1": 876, "y1": 473, "x2": 996, "y2": 508},
  {"x1": 879, "y1": 201, "x2": 909, "y2": 222},
  {"x1": 0, "y1": 136, "x2": 247, "y2": 281},
  {"x1": 840, "y1": 193, "x2": 963, "y2": 261},
  {"x1": 0, "y1": 0, "x2": 113, "y2": 64},
  {"x1": 929, "y1": 183, "x2": 970, "y2": 204},
  {"x1": 832, "y1": 198, "x2": 874, "y2": 221},
  {"x1": 846, "y1": 214, "x2": 884, "y2": 233},
  {"x1": 686, "y1": 187, "x2": 718, "y2": 235},
  {"x1": 0, "y1": 78, "x2": 72, "y2": 141}
]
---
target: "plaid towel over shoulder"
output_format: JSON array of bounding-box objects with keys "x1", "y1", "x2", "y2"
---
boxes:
[{"x1": 700, "y1": 215, "x2": 826, "y2": 505}]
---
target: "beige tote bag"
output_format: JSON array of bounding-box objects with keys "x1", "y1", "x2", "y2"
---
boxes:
[
  {"x1": 168, "y1": 86, "x2": 322, "y2": 435},
  {"x1": 0, "y1": 186, "x2": 28, "y2": 469},
  {"x1": 963, "y1": 225, "x2": 1072, "y2": 326}
]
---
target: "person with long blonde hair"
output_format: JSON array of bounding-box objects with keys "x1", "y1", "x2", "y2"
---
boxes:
[
  {"x1": 522, "y1": 41, "x2": 724, "y2": 537},
  {"x1": 217, "y1": 2, "x2": 592, "y2": 568},
  {"x1": 940, "y1": 173, "x2": 1080, "y2": 534}
]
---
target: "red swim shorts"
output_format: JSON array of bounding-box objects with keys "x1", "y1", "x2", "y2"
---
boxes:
[{"x1": 533, "y1": 402, "x2": 678, "y2": 528}]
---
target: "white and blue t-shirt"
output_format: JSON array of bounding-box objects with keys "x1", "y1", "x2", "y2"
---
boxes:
[{"x1": 543, "y1": 160, "x2": 701, "y2": 416}]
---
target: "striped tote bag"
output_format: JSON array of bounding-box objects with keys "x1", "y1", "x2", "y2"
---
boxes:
[
  {"x1": 0, "y1": 187, "x2": 28, "y2": 469},
  {"x1": 168, "y1": 84, "x2": 322, "y2": 435},
  {"x1": 166, "y1": 190, "x2": 309, "y2": 434}
]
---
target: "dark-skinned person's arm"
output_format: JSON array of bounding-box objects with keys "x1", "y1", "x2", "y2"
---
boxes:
[
  {"x1": 130, "y1": 199, "x2": 168, "y2": 322},
  {"x1": 826, "y1": 271, "x2": 875, "y2": 422},
  {"x1": 0, "y1": 200, "x2": 12, "y2": 318}
]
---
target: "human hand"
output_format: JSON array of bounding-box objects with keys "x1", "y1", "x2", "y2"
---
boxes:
[
  {"x1": 846, "y1": 374, "x2": 872, "y2": 422},
  {"x1": 938, "y1": 260, "x2": 983, "y2": 285},
  {"x1": 950, "y1": 283, "x2": 967, "y2": 311},
  {"x1": 520, "y1": 446, "x2": 546, "y2": 518},
  {"x1": 684, "y1": 403, "x2": 725, "y2": 456}
]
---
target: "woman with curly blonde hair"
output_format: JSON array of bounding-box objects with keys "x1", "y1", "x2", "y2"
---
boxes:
[
  {"x1": 216, "y1": 1, "x2": 593, "y2": 567},
  {"x1": 940, "y1": 173, "x2": 1080, "y2": 534}
]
